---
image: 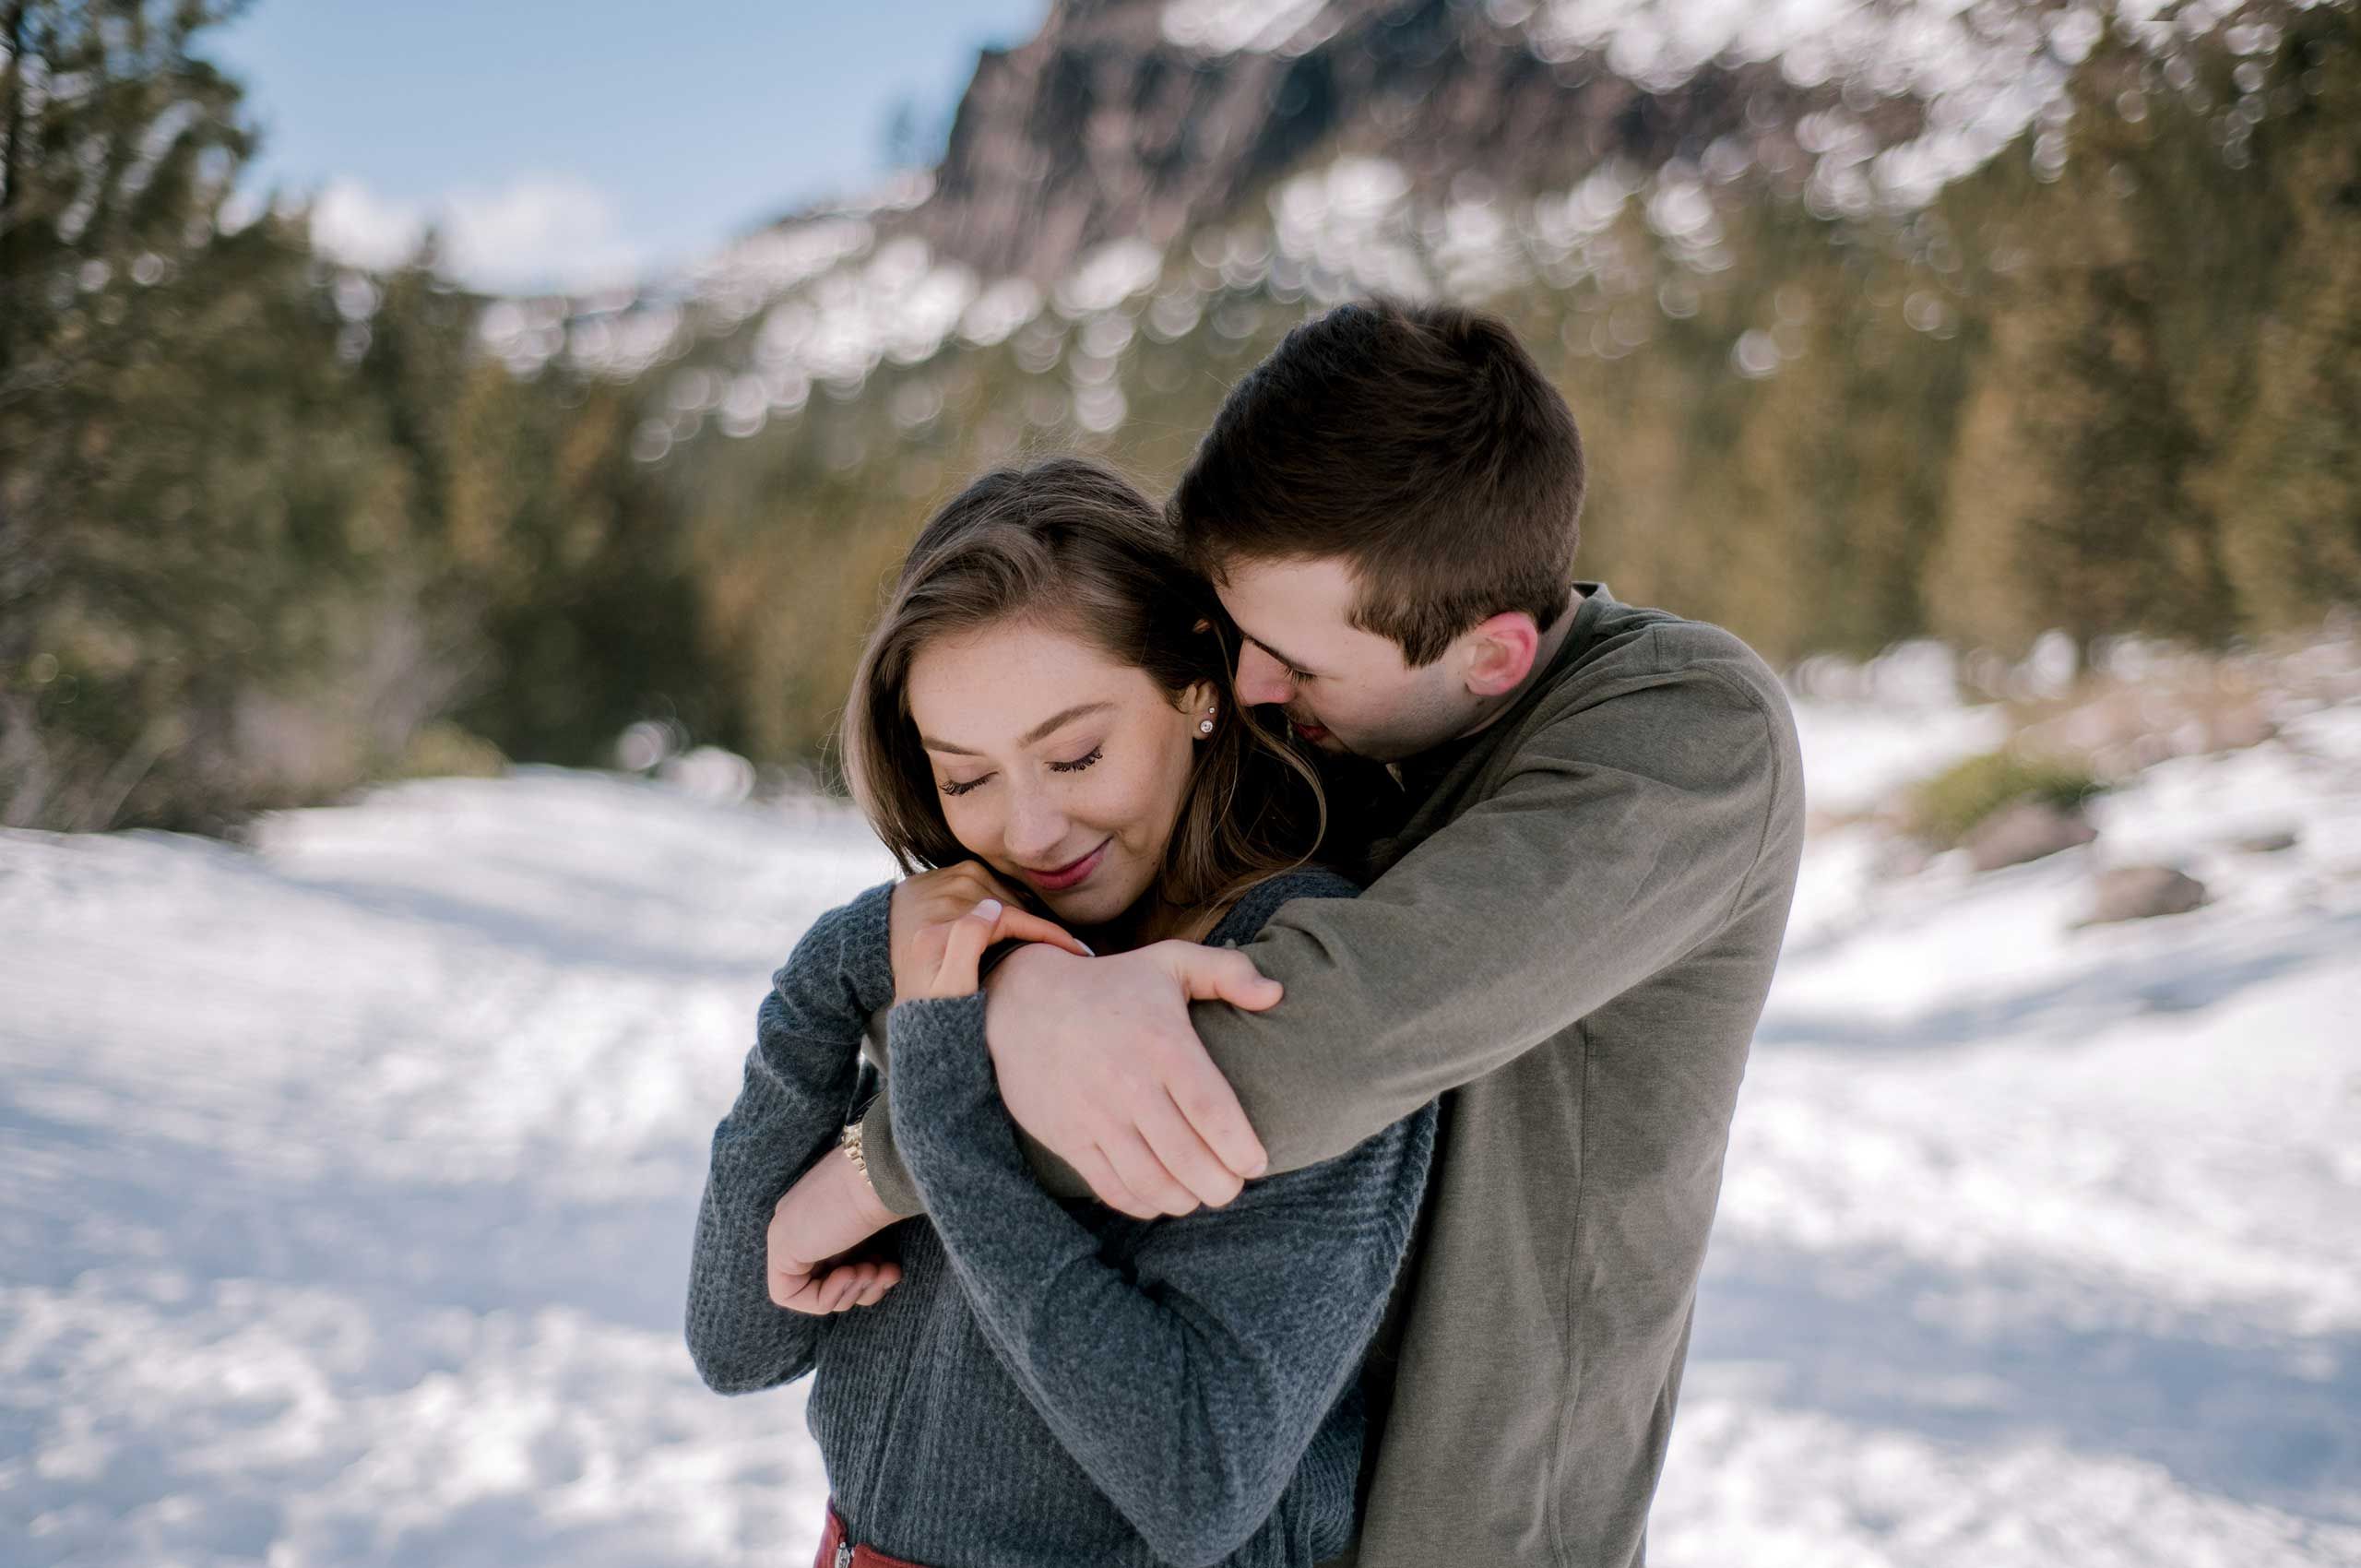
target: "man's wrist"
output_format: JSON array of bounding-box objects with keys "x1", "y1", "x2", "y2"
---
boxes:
[{"x1": 979, "y1": 940, "x2": 1064, "y2": 1064}]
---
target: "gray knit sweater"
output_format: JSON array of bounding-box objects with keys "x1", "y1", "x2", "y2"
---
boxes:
[{"x1": 685, "y1": 868, "x2": 1437, "y2": 1568}]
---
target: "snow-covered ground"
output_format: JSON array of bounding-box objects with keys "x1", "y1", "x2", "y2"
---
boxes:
[{"x1": 3, "y1": 677, "x2": 2357, "y2": 1566}]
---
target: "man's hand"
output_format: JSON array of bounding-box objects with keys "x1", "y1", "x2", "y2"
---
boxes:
[
  {"x1": 766, "y1": 1144, "x2": 901, "y2": 1315},
  {"x1": 981, "y1": 942, "x2": 1283, "y2": 1219}
]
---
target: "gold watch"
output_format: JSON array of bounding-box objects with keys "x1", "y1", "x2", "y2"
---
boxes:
[{"x1": 838, "y1": 1117, "x2": 869, "y2": 1181}]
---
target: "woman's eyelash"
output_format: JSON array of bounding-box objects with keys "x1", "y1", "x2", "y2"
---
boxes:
[{"x1": 939, "y1": 745, "x2": 1099, "y2": 797}]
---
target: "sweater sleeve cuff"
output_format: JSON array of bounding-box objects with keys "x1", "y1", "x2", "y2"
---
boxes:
[
  {"x1": 885, "y1": 993, "x2": 1018, "y2": 1169},
  {"x1": 856, "y1": 1092, "x2": 926, "y2": 1218},
  {"x1": 866, "y1": 990, "x2": 1104, "y2": 1214},
  {"x1": 887, "y1": 993, "x2": 994, "y2": 1097}
]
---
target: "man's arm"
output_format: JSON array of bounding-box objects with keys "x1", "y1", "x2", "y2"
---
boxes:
[
  {"x1": 858, "y1": 634, "x2": 1797, "y2": 1218},
  {"x1": 853, "y1": 946, "x2": 1279, "y2": 1217}
]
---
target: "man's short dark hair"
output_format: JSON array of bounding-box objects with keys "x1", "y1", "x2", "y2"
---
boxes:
[{"x1": 1169, "y1": 297, "x2": 1586, "y2": 668}]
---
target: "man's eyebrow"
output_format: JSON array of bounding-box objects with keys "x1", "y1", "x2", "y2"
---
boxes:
[
  {"x1": 919, "y1": 701, "x2": 1116, "y2": 756},
  {"x1": 1242, "y1": 631, "x2": 1320, "y2": 677}
]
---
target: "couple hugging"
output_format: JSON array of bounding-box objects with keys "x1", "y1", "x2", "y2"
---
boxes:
[{"x1": 686, "y1": 297, "x2": 1806, "y2": 1568}]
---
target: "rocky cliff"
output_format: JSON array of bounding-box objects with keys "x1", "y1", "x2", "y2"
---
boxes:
[{"x1": 905, "y1": 0, "x2": 1927, "y2": 281}]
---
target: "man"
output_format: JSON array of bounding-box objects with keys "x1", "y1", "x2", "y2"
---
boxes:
[{"x1": 849, "y1": 298, "x2": 1805, "y2": 1564}]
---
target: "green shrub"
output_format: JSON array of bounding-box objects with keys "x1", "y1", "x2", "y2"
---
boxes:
[
  {"x1": 1906, "y1": 749, "x2": 2106, "y2": 849},
  {"x1": 391, "y1": 722, "x2": 508, "y2": 782}
]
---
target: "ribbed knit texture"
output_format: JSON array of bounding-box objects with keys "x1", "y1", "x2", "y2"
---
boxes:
[{"x1": 685, "y1": 868, "x2": 1437, "y2": 1568}]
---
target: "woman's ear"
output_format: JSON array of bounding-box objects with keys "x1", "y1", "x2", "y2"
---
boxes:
[{"x1": 1180, "y1": 677, "x2": 1218, "y2": 724}]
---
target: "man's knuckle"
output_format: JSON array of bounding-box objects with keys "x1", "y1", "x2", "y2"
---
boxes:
[
  {"x1": 1175, "y1": 1087, "x2": 1228, "y2": 1124},
  {"x1": 1150, "y1": 1039, "x2": 1204, "y2": 1078}
]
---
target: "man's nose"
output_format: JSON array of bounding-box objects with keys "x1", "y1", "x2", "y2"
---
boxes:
[{"x1": 1235, "y1": 643, "x2": 1295, "y2": 707}]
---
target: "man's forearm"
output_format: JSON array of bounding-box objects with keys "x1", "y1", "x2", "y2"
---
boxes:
[{"x1": 1190, "y1": 667, "x2": 1788, "y2": 1175}]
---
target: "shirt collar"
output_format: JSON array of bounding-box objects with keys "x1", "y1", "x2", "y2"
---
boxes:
[{"x1": 1388, "y1": 581, "x2": 1613, "y2": 792}]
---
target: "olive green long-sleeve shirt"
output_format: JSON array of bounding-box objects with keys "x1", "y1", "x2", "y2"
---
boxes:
[{"x1": 856, "y1": 584, "x2": 1806, "y2": 1567}]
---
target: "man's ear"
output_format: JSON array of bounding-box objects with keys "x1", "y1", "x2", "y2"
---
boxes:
[{"x1": 1458, "y1": 612, "x2": 1541, "y2": 697}]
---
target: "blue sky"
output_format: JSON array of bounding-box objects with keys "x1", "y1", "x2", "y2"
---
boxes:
[{"x1": 212, "y1": 0, "x2": 1048, "y2": 291}]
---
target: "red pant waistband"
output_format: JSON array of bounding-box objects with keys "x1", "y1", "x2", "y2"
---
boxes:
[{"x1": 814, "y1": 1499, "x2": 931, "y2": 1568}]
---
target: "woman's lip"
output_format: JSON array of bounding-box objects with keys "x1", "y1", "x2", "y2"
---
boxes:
[
  {"x1": 1292, "y1": 717, "x2": 1330, "y2": 742},
  {"x1": 1021, "y1": 838, "x2": 1110, "y2": 892}
]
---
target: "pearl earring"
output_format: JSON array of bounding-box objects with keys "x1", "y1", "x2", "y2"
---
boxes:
[{"x1": 1198, "y1": 707, "x2": 1216, "y2": 735}]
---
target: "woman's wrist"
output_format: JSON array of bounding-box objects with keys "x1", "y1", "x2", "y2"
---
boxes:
[{"x1": 834, "y1": 1117, "x2": 896, "y2": 1230}]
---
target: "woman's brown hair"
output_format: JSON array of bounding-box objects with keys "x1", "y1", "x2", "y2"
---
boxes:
[{"x1": 839, "y1": 457, "x2": 1326, "y2": 918}]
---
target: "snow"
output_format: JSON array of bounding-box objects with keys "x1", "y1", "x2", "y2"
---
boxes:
[
  {"x1": 0, "y1": 773, "x2": 892, "y2": 1564},
  {"x1": 1051, "y1": 238, "x2": 1167, "y2": 319},
  {"x1": 1269, "y1": 157, "x2": 1432, "y2": 302},
  {"x1": 5, "y1": 673, "x2": 2358, "y2": 1563},
  {"x1": 1162, "y1": 0, "x2": 1334, "y2": 56}
]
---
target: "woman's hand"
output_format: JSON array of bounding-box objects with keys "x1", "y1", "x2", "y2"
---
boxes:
[
  {"x1": 767, "y1": 1147, "x2": 901, "y2": 1315},
  {"x1": 890, "y1": 861, "x2": 1092, "y2": 1004}
]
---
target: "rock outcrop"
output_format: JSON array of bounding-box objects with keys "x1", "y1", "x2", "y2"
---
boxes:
[
  {"x1": 903, "y1": 0, "x2": 1912, "y2": 281},
  {"x1": 1964, "y1": 800, "x2": 2098, "y2": 873},
  {"x1": 2086, "y1": 865, "x2": 2209, "y2": 924}
]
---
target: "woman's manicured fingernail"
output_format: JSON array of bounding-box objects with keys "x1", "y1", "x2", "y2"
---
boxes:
[
  {"x1": 1076, "y1": 941, "x2": 1096, "y2": 956},
  {"x1": 975, "y1": 897, "x2": 1002, "y2": 920}
]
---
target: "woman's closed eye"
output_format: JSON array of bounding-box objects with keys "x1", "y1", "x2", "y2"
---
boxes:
[{"x1": 939, "y1": 744, "x2": 1102, "y2": 797}]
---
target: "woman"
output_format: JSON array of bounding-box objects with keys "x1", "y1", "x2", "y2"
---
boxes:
[{"x1": 684, "y1": 457, "x2": 1437, "y2": 1568}]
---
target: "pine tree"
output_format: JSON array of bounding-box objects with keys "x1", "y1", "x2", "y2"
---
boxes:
[
  {"x1": 2207, "y1": 5, "x2": 2361, "y2": 630},
  {"x1": 1, "y1": 0, "x2": 262, "y2": 827}
]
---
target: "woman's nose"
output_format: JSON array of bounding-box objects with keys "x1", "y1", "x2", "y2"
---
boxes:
[
  {"x1": 1235, "y1": 643, "x2": 1295, "y2": 707},
  {"x1": 1003, "y1": 783, "x2": 1069, "y2": 864}
]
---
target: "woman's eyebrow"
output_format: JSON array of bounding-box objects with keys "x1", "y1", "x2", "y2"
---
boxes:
[{"x1": 920, "y1": 701, "x2": 1116, "y2": 756}]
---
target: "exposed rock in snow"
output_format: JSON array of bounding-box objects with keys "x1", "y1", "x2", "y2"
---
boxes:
[
  {"x1": 1964, "y1": 798, "x2": 2100, "y2": 873},
  {"x1": 2085, "y1": 863, "x2": 2209, "y2": 924}
]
